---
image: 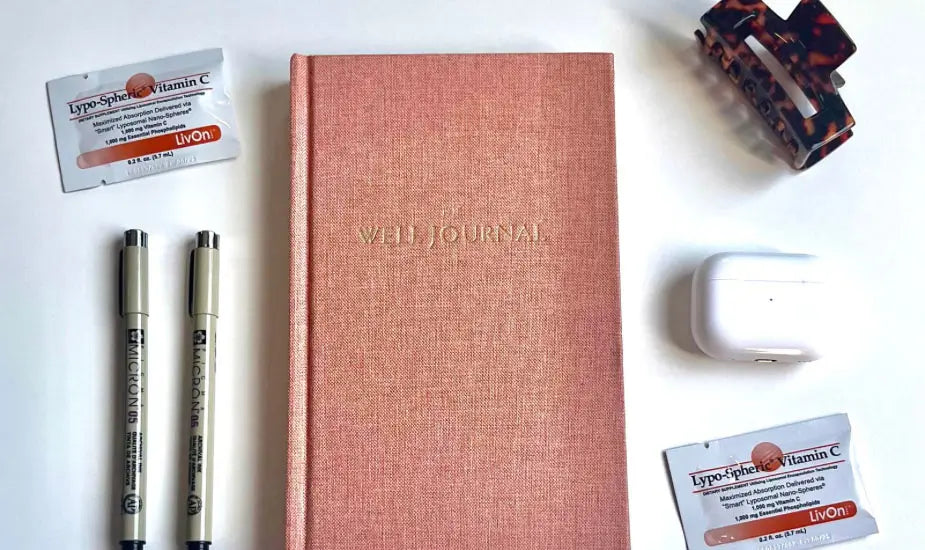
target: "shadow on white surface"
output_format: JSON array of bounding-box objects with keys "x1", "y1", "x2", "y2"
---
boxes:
[
  {"x1": 174, "y1": 238, "x2": 196, "y2": 547},
  {"x1": 617, "y1": 3, "x2": 792, "y2": 184},
  {"x1": 655, "y1": 254, "x2": 731, "y2": 370},
  {"x1": 662, "y1": 269, "x2": 700, "y2": 356},
  {"x1": 249, "y1": 83, "x2": 291, "y2": 550},
  {"x1": 661, "y1": 451, "x2": 685, "y2": 528},
  {"x1": 106, "y1": 235, "x2": 124, "y2": 548}
]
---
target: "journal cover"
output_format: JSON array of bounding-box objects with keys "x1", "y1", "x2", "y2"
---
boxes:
[{"x1": 288, "y1": 53, "x2": 628, "y2": 549}]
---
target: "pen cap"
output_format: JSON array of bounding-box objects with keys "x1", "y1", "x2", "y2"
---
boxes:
[
  {"x1": 190, "y1": 231, "x2": 220, "y2": 317},
  {"x1": 121, "y1": 230, "x2": 149, "y2": 316}
]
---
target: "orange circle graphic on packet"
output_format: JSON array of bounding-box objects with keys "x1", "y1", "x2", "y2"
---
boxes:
[
  {"x1": 126, "y1": 73, "x2": 156, "y2": 98},
  {"x1": 751, "y1": 442, "x2": 785, "y2": 472}
]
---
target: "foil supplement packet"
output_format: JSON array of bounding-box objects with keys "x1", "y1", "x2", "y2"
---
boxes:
[
  {"x1": 47, "y1": 48, "x2": 240, "y2": 192},
  {"x1": 666, "y1": 414, "x2": 877, "y2": 550}
]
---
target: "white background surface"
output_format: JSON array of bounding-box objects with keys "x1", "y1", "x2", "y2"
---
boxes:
[{"x1": 1, "y1": 1, "x2": 922, "y2": 548}]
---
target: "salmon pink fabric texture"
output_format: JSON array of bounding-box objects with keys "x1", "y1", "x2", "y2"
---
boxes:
[{"x1": 288, "y1": 53, "x2": 628, "y2": 549}]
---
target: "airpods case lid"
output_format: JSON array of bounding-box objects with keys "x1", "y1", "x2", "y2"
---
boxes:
[{"x1": 697, "y1": 252, "x2": 825, "y2": 284}]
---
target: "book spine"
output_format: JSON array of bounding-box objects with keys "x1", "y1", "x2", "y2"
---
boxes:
[{"x1": 287, "y1": 53, "x2": 312, "y2": 550}]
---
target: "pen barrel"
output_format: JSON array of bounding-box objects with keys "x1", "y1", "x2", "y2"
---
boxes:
[
  {"x1": 120, "y1": 312, "x2": 148, "y2": 544},
  {"x1": 186, "y1": 312, "x2": 218, "y2": 545},
  {"x1": 122, "y1": 244, "x2": 149, "y2": 316},
  {"x1": 190, "y1": 246, "x2": 219, "y2": 317}
]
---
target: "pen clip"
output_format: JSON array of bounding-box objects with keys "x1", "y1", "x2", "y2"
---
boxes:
[{"x1": 188, "y1": 249, "x2": 195, "y2": 317}]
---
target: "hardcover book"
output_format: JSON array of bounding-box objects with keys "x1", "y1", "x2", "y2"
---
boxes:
[{"x1": 288, "y1": 53, "x2": 628, "y2": 549}]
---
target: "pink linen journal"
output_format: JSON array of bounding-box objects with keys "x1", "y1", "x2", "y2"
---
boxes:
[{"x1": 288, "y1": 53, "x2": 628, "y2": 549}]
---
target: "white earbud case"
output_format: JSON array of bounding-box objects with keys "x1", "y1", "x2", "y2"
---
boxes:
[{"x1": 691, "y1": 252, "x2": 829, "y2": 363}]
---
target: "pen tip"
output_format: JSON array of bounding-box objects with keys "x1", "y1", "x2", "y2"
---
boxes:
[
  {"x1": 196, "y1": 230, "x2": 220, "y2": 250},
  {"x1": 124, "y1": 229, "x2": 148, "y2": 248}
]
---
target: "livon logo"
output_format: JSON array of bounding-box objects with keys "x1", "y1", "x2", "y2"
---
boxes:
[
  {"x1": 703, "y1": 501, "x2": 859, "y2": 546},
  {"x1": 68, "y1": 71, "x2": 211, "y2": 118}
]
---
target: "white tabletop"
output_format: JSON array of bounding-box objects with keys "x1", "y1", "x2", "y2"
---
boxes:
[{"x1": 1, "y1": 1, "x2": 921, "y2": 548}]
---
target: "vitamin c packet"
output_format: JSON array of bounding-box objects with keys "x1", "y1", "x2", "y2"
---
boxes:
[
  {"x1": 666, "y1": 414, "x2": 877, "y2": 550},
  {"x1": 47, "y1": 48, "x2": 240, "y2": 192}
]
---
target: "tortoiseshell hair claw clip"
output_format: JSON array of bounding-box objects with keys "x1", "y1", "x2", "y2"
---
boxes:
[{"x1": 696, "y1": 0, "x2": 857, "y2": 170}]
